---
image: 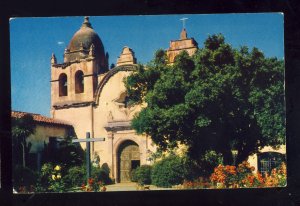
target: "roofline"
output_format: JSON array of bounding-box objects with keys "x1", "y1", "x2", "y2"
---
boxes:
[{"x1": 11, "y1": 111, "x2": 73, "y2": 127}]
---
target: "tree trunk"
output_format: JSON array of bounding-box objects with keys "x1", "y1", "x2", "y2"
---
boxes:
[
  {"x1": 236, "y1": 150, "x2": 250, "y2": 165},
  {"x1": 21, "y1": 142, "x2": 26, "y2": 168},
  {"x1": 222, "y1": 149, "x2": 233, "y2": 165}
]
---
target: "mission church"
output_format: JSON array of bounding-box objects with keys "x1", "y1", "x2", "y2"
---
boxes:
[
  {"x1": 15, "y1": 16, "x2": 284, "y2": 183},
  {"x1": 48, "y1": 16, "x2": 198, "y2": 183}
]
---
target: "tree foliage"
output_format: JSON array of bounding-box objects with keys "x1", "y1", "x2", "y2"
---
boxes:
[
  {"x1": 12, "y1": 114, "x2": 36, "y2": 167},
  {"x1": 42, "y1": 135, "x2": 85, "y2": 168},
  {"x1": 125, "y1": 34, "x2": 285, "y2": 164}
]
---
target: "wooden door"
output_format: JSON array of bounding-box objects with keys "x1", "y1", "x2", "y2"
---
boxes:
[{"x1": 119, "y1": 143, "x2": 140, "y2": 182}]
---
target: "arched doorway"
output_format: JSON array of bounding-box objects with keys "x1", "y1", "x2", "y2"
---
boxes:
[{"x1": 117, "y1": 140, "x2": 140, "y2": 182}]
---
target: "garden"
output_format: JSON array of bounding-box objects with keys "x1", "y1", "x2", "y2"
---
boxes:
[
  {"x1": 12, "y1": 116, "x2": 113, "y2": 193},
  {"x1": 12, "y1": 33, "x2": 286, "y2": 192},
  {"x1": 130, "y1": 152, "x2": 286, "y2": 190}
]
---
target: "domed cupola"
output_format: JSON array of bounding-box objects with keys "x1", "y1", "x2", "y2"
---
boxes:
[{"x1": 64, "y1": 17, "x2": 108, "y2": 72}]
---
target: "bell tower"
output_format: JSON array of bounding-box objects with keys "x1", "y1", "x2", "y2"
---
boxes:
[
  {"x1": 50, "y1": 17, "x2": 109, "y2": 116},
  {"x1": 166, "y1": 18, "x2": 198, "y2": 64}
]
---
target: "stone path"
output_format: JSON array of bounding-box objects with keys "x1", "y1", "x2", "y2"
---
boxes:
[{"x1": 105, "y1": 182, "x2": 173, "y2": 192}]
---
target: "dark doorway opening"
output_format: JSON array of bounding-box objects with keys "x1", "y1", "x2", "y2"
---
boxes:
[{"x1": 131, "y1": 160, "x2": 140, "y2": 170}]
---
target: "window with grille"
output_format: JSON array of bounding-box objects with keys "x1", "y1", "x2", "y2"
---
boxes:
[{"x1": 258, "y1": 152, "x2": 285, "y2": 175}]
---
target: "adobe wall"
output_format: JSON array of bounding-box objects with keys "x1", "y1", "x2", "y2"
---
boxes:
[
  {"x1": 26, "y1": 124, "x2": 69, "y2": 153},
  {"x1": 51, "y1": 106, "x2": 93, "y2": 148}
]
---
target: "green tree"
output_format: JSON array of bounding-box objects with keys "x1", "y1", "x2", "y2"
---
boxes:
[
  {"x1": 12, "y1": 114, "x2": 36, "y2": 168},
  {"x1": 42, "y1": 134, "x2": 85, "y2": 168},
  {"x1": 125, "y1": 34, "x2": 285, "y2": 165}
]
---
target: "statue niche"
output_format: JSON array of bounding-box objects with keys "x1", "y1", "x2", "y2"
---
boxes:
[{"x1": 113, "y1": 91, "x2": 136, "y2": 119}]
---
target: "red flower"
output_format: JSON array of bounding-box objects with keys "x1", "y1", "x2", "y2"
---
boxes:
[{"x1": 88, "y1": 178, "x2": 94, "y2": 185}]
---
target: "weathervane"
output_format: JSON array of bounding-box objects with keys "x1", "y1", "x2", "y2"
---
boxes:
[{"x1": 180, "y1": 17, "x2": 188, "y2": 29}]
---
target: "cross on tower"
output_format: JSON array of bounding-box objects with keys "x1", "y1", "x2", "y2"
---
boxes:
[
  {"x1": 72, "y1": 132, "x2": 105, "y2": 182},
  {"x1": 180, "y1": 17, "x2": 188, "y2": 29}
]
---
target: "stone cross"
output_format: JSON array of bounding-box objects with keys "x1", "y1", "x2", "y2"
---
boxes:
[{"x1": 72, "y1": 132, "x2": 105, "y2": 182}]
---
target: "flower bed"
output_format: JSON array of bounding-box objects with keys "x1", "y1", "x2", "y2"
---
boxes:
[{"x1": 179, "y1": 161, "x2": 286, "y2": 189}]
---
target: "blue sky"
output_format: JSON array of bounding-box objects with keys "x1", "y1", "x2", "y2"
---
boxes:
[{"x1": 10, "y1": 13, "x2": 284, "y2": 117}]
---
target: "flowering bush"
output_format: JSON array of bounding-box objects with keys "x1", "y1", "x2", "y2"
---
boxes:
[
  {"x1": 264, "y1": 162, "x2": 287, "y2": 187},
  {"x1": 81, "y1": 178, "x2": 106, "y2": 192},
  {"x1": 182, "y1": 177, "x2": 211, "y2": 189},
  {"x1": 209, "y1": 161, "x2": 286, "y2": 188},
  {"x1": 17, "y1": 185, "x2": 35, "y2": 193},
  {"x1": 210, "y1": 165, "x2": 236, "y2": 188},
  {"x1": 48, "y1": 164, "x2": 66, "y2": 192}
]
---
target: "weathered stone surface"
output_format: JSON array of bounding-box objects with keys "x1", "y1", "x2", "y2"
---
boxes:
[
  {"x1": 116, "y1": 47, "x2": 137, "y2": 66},
  {"x1": 166, "y1": 28, "x2": 198, "y2": 64}
]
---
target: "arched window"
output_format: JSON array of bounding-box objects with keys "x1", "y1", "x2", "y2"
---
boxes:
[
  {"x1": 75, "y1": 70, "x2": 84, "y2": 93},
  {"x1": 59, "y1": 73, "x2": 68, "y2": 96},
  {"x1": 258, "y1": 152, "x2": 286, "y2": 175}
]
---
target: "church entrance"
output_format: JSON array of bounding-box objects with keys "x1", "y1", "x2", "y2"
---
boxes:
[{"x1": 117, "y1": 140, "x2": 140, "y2": 182}]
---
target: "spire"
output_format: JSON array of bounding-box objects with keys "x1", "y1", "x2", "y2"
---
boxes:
[
  {"x1": 180, "y1": 17, "x2": 188, "y2": 40},
  {"x1": 51, "y1": 53, "x2": 57, "y2": 65},
  {"x1": 81, "y1": 16, "x2": 92, "y2": 28},
  {"x1": 180, "y1": 28, "x2": 187, "y2": 40}
]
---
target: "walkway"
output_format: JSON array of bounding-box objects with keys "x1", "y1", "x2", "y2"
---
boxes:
[{"x1": 105, "y1": 182, "x2": 173, "y2": 192}]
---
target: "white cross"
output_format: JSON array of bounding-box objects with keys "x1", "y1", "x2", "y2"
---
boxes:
[
  {"x1": 180, "y1": 17, "x2": 188, "y2": 29},
  {"x1": 72, "y1": 132, "x2": 105, "y2": 181}
]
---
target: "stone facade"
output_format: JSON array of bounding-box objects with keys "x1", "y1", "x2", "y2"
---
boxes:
[
  {"x1": 116, "y1": 47, "x2": 137, "y2": 66},
  {"x1": 50, "y1": 17, "x2": 156, "y2": 182}
]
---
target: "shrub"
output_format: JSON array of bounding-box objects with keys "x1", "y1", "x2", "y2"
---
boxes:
[
  {"x1": 209, "y1": 161, "x2": 287, "y2": 188},
  {"x1": 210, "y1": 161, "x2": 256, "y2": 188},
  {"x1": 130, "y1": 169, "x2": 138, "y2": 182},
  {"x1": 151, "y1": 155, "x2": 186, "y2": 188},
  {"x1": 134, "y1": 165, "x2": 152, "y2": 185},
  {"x1": 36, "y1": 162, "x2": 54, "y2": 191},
  {"x1": 81, "y1": 177, "x2": 106, "y2": 192},
  {"x1": 91, "y1": 166, "x2": 112, "y2": 185},
  {"x1": 64, "y1": 164, "x2": 113, "y2": 188},
  {"x1": 48, "y1": 164, "x2": 66, "y2": 192},
  {"x1": 63, "y1": 165, "x2": 86, "y2": 188},
  {"x1": 264, "y1": 162, "x2": 287, "y2": 187},
  {"x1": 198, "y1": 150, "x2": 223, "y2": 177},
  {"x1": 182, "y1": 177, "x2": 212, "y2": 189},
  {"x1": 13, "y1": 165, "x2": 38, "y2": 192}
]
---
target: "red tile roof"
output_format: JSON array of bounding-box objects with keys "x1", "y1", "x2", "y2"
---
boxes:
[{"x1": 11, "y1": 111, "x2": 72, "y2": 127}]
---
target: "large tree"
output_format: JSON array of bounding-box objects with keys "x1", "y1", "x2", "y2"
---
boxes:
[{"x1": 125, "y1": 34, "x2": 285, "y2": 165}]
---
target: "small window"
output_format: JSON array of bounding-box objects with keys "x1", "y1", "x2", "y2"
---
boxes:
[
  {"x1": 59, "y1": 73, "x2": 68, "y2": 96},
  {"x1": 75, "y1": 70, "x2": 84, "y2": 93}
]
